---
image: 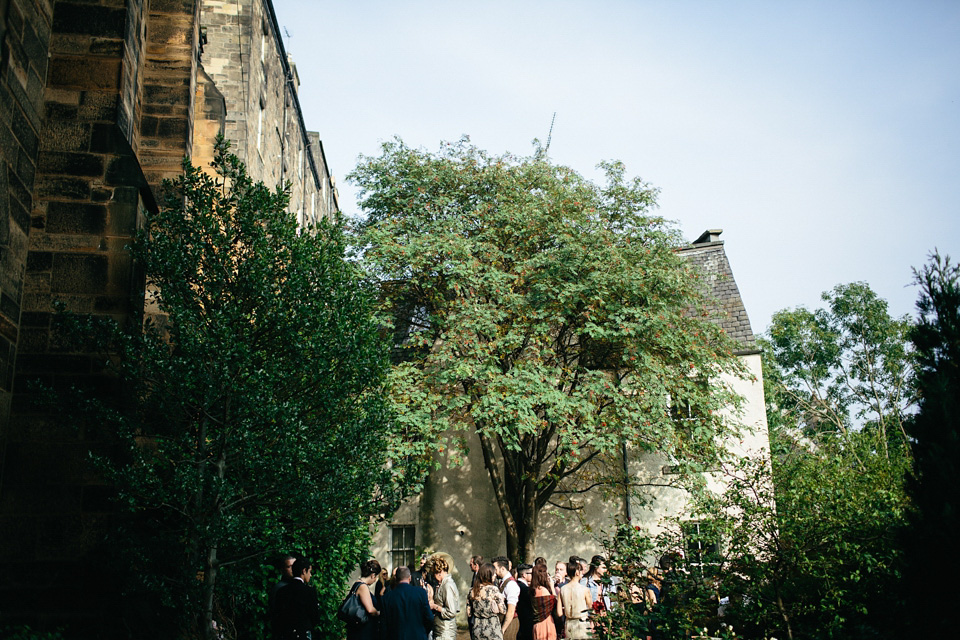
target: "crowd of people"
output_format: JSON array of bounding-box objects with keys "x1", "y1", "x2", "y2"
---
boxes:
[{"x1": 266, "y1": 551, "x2": 668, "y2": 640}]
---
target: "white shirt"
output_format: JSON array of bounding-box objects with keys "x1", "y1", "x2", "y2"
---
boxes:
[{"x1": 501, "y1": 576, "x2": 520, "y2": 606}]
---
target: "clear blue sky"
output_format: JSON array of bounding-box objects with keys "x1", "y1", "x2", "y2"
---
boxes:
[{"x1": 273, "y1": 0, "x2": 959, "y2": 334}]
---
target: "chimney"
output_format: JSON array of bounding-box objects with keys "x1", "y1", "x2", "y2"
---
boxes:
[{"x1": 693, "y1": 229, "x2": 723, "y2": 244}]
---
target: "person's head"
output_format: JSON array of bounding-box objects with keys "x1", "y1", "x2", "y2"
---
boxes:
[
  {"x1": 431, "y1": 555, "x2": 449, "y2": 579},
  {"x1": 531, "y1": 563, "x2": 552, "y2": 591},
  {"x1": 395, "y1": 566, "x2": 412, "y2": 583},
  {"x1": 659, "y1": 553, "x2": 678, "y2": 573},
  {"x1": 588, "y1": 555, "x2": 607, "y2": 578},
  {"x1": 580, "y1": 558, "x2": 589, "y2": 575},
  {"x1": 470, "y1": 555, "x2": 483, "y2": 572},
  {"x1": 518, "y1": 563, "x2": 533, "y2": 584},
  {"x1": 554, "y1": 561, "x2": 567, "y2": 581},
  {"x1": 492, "y1": 556, "x2": 510, "y2": 578},
  {"x1": 566, "y1": 561, "x2": 582, "y2": 580},
  {"x1": 278, "y1": 554, "x2": 296, "y2": 579},
  {"x1": 360, "y1": 559, "x2": 382, "y2": 579},
  {"x1": 534, "y1": 557, "x2": 547, "y2": 567},
  {"x1": 477, "y1": 563, "x2": 496, "y2": 586},
  {"x1": 291, "y1": 557, "x2": 313, "y2": 583},
  {"x1": 471, "y1": 563, "x2": 497, "y2": 599}
]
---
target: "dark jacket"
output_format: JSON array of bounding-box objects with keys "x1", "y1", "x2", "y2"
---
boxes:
[
  {"x1": 274, "y1": 578, "x2": 320, "y2": 638},
  {"x1": 516, "y1": 581, "x2": 534, "y2": 640},
  {"x1": 381, "y1": 582, "x2": 434, "y2": 640}
]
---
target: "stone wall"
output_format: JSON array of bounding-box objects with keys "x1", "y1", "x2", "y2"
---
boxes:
[
  {"x1": 0, "y1": 0, "x2": 53, "y2": 425},
  {"x1": 0, "y1": 1, "x2": 338, "y2": 632},
  {"x1": 199, "y1": 0, "x2": 336, "y2": 225}
]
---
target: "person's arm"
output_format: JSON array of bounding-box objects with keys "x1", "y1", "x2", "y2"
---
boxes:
[
  {"x1": 502, "y1": 602, "x2": 516, "y2": 633},
  {"x1": 357, "y1": 583, "x2": 379, "y2": 616},
  {"x1": 645, "y1": 587, "x2": 658, "y2": 608},
  {"x1": 554, "y1": 590, "x2": 563, "y2": 618},
  {"x1": 494, "y1": 590, "x2": 506, "y2": 615},
  {"x1": 435, "y1": 581, "x2": 459, "y2": 619}
]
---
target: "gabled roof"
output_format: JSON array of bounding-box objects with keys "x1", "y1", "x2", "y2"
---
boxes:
[{"x1": 678, "y1": 229, "x2": 758, "y2": 354}]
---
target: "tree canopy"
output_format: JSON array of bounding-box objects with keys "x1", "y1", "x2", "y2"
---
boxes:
[
  {"x1": 349, "y1": 137, "x2": 747, "y2": 561},
  {"x1": 763, "y1": 281, "x2": 914, "y2": 457},
  {"x1": 62, "y1": 140, "x2": 417, "y2": 639},
  {"x1": 902, "y1": 251, "x2": 960, "y2": 636}
]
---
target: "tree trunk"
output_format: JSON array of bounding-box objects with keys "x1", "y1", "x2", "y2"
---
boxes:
[{"x1": 203, "y1": 545, "x2": 219, "y2": 640}]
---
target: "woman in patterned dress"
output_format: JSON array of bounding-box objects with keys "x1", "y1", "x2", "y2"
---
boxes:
[{"x1": 468, "y1": 563, "x2": 506, "y2": 640}]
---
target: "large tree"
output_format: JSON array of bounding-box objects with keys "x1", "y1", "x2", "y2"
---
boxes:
[
  {"x1": 61, "y1": 140, "x2": 418, "y2": 639},
  {"x1": 763, "y1": 282, "x2": 914, "y2": 457},
  {"x1": 349, "y1": 138, "x2": 746, "y2": 561},
  {"x1": 903, "y1": 251, "x2": 960, "y2": 636}
]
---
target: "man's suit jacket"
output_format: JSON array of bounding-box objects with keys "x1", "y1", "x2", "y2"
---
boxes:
[
  {"x1": 516, "y1": 581, "x2": 534, "y2": 640},
  {"x1": 274, "y1": 578, "x2": 320, "y2": 636},
  {"x1": 381, "y1": 582, "x2": 434, "y2": 640}
]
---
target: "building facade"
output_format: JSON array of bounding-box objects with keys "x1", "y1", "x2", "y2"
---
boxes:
[
  {"x1": 371, "y1": 229, "x2": 771, "y2": 606},
  {"x1": 0, "y1": 0, "x2": 336, "y2": 630}
]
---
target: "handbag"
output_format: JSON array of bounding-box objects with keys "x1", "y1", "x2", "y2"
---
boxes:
[{"x1": 337, "y1": 581, "x2": 369, "y2": 625}]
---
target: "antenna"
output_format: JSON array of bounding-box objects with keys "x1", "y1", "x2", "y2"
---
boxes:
[
  {"x1": 284, "y1": 26, "x2": 292, "y2": 38},
  {"x1": 544, "y1": 112, "x2": 557, "y2": 155}
]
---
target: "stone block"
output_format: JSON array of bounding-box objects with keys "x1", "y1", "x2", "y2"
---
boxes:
[
  {"x1": 151, "y1": 0, "x2": 196, "y2": 13},
  {"x1": 51, "y1": 254, "x2": 108, "y2": 294},
  {"x1": 10, "y1": 105, "x2": 39, "y2": 158},
  {"x1": 26, "y1": 251, "x2": 53, "y2": 272},
  {"x1": 49, "y1": 33, "x2": 93, "y2": 56},
  {"x1": 77, "y1": 91, "x2": 119, "y2": 121},
  {"x1": 156, "y1": 116, "x2": 188, "y2": 139},
  {"x1": 144, "y1": 83, "x2": 191, "y2": 108},
  {"x1": 48, "y1": 56, "x2": 122, "y2": 92},
  {"x1": 106, "y1": 200, "x2": 136, "y2": 235},
  {"x1": 40, "y1": 121, "x2": 91, "y2": 153},
  {"x1": 89, "y1": 38, "x2": 124, "y2": 57},
  {"x1": 39, "y1": 152, "x2": 105, "y2": 177},
  {"x1": 52, "y1": 3, "x2": 126, "y2": 39},
  {"x1": 36, "y1": 176, "x2": 91, "y2": 200},
  {"x1": 46, "y1": 202, "x2": 107, "y2": 235},
  {"x1": 9, "y1": 198, "x2": 31, "y2": 235}
]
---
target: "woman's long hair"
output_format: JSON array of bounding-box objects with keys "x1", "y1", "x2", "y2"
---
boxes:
[
  {"x1": 471, "y1": 562, "x2": 497, "y2": 600},
  {"x1": 531, "y1": 563, "x2": 552, "y2": 593}
]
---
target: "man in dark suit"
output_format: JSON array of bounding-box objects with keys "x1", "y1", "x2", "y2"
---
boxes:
[
  {"x1": 381, "y1": 566, "x2": 434, "y2": 640},
  {"x1": 516, "y1": 564, "x2": 534, "y2": 640},
  {"x1": 274, "y1": 557, "x2": 320, "y2": 640}
]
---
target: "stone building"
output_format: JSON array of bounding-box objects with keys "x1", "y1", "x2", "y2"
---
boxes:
[
  {"x1": 371, "y1": 229, "x2": 771, "y2": 605},
  {"x1": 0, "y1": 0, "x2": 336, "y2": 630}
]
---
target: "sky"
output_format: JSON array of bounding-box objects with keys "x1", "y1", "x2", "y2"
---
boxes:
[{"x1": 272, "y1": 0, "x2": 960, "y2": 335}]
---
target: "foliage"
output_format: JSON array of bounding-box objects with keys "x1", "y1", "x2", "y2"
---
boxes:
[
  {"x1": 596, "y1": 282, "x2": 916, "y2": 640},
  {"x1": 902, "y1": 251, "x2": 960, "y2": 636},
  {"x1": 58, "y1": 138, "x2": 420, "y2": 639},
  {"x1": 348, "y1": 137, "x2": 747, "y2": 562},
  {"x1": 763, "y1": 282, "x2": 914, "y2": 457},
  {"x1": 601, "y1": 427, "x2": 909, "y2": 640}
]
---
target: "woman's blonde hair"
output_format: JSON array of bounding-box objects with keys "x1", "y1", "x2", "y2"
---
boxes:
[{"x1": 431, "y1": 555, "x2": 449, "y2": 574}]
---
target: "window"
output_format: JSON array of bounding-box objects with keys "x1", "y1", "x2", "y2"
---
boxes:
[
  {"x1": 682, "y1": 520, "x2": 721, "y2": 577},
  {"x1": 390, "y1": 525, "x2": 416, "y2": 570}
]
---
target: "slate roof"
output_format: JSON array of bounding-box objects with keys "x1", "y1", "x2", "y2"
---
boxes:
[{"x1": 677, "y1": 231, "x2": 758, "y2": 353}]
